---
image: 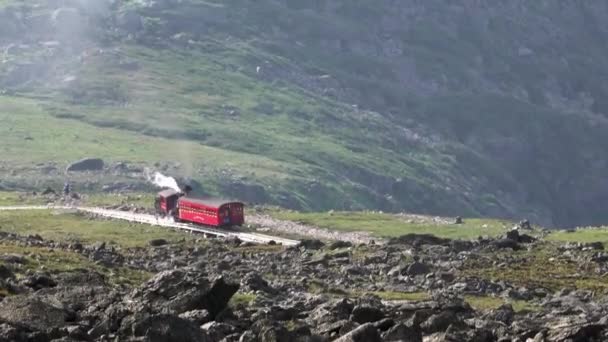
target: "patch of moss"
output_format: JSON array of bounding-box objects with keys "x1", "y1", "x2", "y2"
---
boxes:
[
  {"x1": 465, "y1": 295, "x2": 540, "y2": 313},
  {"x1": 229, "y1": 293, "x2": 257, "y2": 307}
]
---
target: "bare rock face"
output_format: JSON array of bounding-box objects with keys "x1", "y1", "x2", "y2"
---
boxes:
[
  {"x1": 350, "y1": 305, "x2": 384, "y2": 324},
  {"x1": 406, "y1": 261, "x2": 432, "y2": 276},
  {"x1": 334, "y1": 323, "x2": 382, "y2": 342},
  {"x1": 545, "y1": 317, "x2": 605, "y2": 342},
  {"x1": 382, "y1": 323, "x2": 422, "y2": 342},
  {"x1": 125, "y1": 314, "x2": 213, "y2": 342},
  {"x1": 0, "y1": 296, "x2": 69, "y2": 331},
  {"x1": 129, "y1": 269, "x2": 239, "y2": 318},
  {"x1": 66, "y1": 158, "x2": 104, "y2": 172}
]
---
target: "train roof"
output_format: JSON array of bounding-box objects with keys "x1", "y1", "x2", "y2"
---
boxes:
[{"x1": 179, "y1": 197, "x2": 243, "y2": 208}]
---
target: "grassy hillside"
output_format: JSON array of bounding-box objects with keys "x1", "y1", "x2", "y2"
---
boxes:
[{"x1": 2, "y1": 0, "x2": 608, "y2": 227}]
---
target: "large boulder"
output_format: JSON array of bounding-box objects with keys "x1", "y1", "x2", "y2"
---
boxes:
[
  {"x1": 129, "y1": 269, "x2": 238, "y2": 318},
  {"x1": 297, "y1": 239, "x2": 325, "y2": 250},
  {"x1": 545, "y1": 317, "x2": 605, "y2": 342},
  {"x1": 241, "y1": 272, "x2": 275, "y2": 294},
  {"x1": 421, "y1": 311, "x2": 461, "y2": 334},
  {"x1": 123, "y1": 314, "x2": 212, "y2": 342},
  {"x1": 350, "y1": 305, "x2": 384, "y2": 324},
  {"x1": 492, "y1": 238, "x2": 521, "y2": 250},
  {"x1": 0, "y1": 323, "x2": 28, "y2": 342},
  {"x1": 0, "y1": 265, "x2": 15, "y2": 280},
  {"x1": 334, "y1": 323, "x2": 382, "y2": 342},
  {"x1": 382, "y1": 323, "x2": 422, "y2": 342},
  {"x1": 21, "y1": 272, "x2": 57, "y2": 290},
  {"x1": 0, "y1": 295, "x2": 69, "y2": 331},
  {"x1": 66, "y1": 158, "x2": 104, "y2": 172},
  {"x1": 406, "y1": 261, "x2": 431, "y2": 276}
]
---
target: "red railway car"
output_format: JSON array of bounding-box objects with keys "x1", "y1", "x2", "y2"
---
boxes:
[{"x1": 155, "y1": 189, "x2": 244, "y2": 227}]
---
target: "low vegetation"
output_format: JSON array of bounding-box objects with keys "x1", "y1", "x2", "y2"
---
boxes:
[
  {"x1": 0, "y1": 210, "x2": 197, "y2": 248},
  {"x1": 365, "y1": 291, "x2": 430, "y2": 302},
  {"x1": 0, "y1": 243, "x2": 151, "y2": 287},
  {"x1": 273, "y1": 210, "x2": 511, "y2": 239},
  {"x1": 546, "y1": 228, "x2": 608, "y2": 245},
  {"x1": 462, "y1": 243, "x2": 608, "y2": 294},
  {"x1": 229, "y1": 293, "x2": 257, "y2": 307},
  {"x1": 0, "y1": 192, "x2": 49, "y2": 206},
  {"x1": 464, "y1": 295, "x2": 540, "y2": 313}
]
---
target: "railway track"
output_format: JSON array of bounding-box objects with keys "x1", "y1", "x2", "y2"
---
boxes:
[{"x1": 0, "y1": 205, "x2": 299, "y2": 246}]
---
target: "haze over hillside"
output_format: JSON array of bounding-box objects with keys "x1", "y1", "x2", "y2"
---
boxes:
[{"x1": 2, "y1": 0, "x2": 608, "y2": 227}]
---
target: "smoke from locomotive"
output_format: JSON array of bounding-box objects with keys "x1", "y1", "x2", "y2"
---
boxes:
[{"x1": 146, "y1": 170, "x2": 181, "y2": 192}]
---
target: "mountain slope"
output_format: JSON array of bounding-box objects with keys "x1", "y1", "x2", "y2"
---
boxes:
[{"x1": 2, "y1": 0, "x2": 608, "y2": 227}]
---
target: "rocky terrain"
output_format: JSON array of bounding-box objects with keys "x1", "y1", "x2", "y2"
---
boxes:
[{"x1": 1, "y1": 218, "x2": 608, "y2": 341}]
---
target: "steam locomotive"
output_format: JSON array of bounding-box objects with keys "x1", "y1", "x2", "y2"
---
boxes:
[{"x1": 154, "y1": 188, "x2": 244, "y2": 227}]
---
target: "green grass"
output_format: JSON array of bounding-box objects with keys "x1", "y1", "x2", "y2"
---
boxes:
[
  {"x1": 0, "y1": 210, "x2": 198, "y2": 248},
  {"x1": 547, "y1": 228, "x2": 608, "y2": 245},
  {"x1": 0, "y1": 243, "x2": 151, "y2": 286},
  {"x1": 364, "y1": 291, "x2": 430, "y2": 301},
  {"x1": 0, "y1": 96, "x2": 291, "y2": 175},
  {"x1": 273, "y1": 211, "x2": 511, "y2": 239},
  {"x1": 465, "y1": 295, "x2": 540, "y2": 313},
  {"x1": 229, "y1": 293, "x2": 257, "y2": 307},
  {"x1": 84, "y1": 193, "x2": 156, "y2": 208},
  {"x1": 0, "y1": 192, "x2": 49, "y2": 206}
]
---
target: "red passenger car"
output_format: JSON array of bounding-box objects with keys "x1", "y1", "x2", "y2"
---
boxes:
[{"x1": 155, "y1": 189, "x2": 244, "y2": 227}]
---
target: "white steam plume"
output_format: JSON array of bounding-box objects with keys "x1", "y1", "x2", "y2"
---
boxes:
[{"x1": 145, "y1": 169, "x2": 181, "y2": 192}]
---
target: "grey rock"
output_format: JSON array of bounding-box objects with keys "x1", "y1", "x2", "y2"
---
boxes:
[
  {"x1": 382, "y1": 322, "x2": 422, "y2": 342},
  {"x1": 201, "y1": 321, "x2": 236, "y2": 341},
  {"x1": 329, "y1": 241, "x2": 352, "y2": 250},
  {"x1": 128, "y1": 314, "x2": 212, "y2": 341},
  {"x1": 130, "y1": 269, "x2": 238, "y2": 317},
  {"x1": 242, "y1": 272, "x2": 275, "y2": 294},
  {"x1": 350, "y1": 305, "x2": 384, "y2": 324},
  {"x1": 545, "y1": 317, "x2": 605, "y2": 342},
  {"x1": 21, "y1": 272, "x2": 57, "y2": 290},
  {"x1": 179, "y1": 309, "x2": 211, "y2": 325},
  {"x1": 298, "y1": 239, "x2": 325, "y2": 250},
  {"x1": 0, "y1": 295, "x2": 68, "y2": 331},
  {"x1": 492, "y1": 238, "x2": 521, "y2": 250},
  {"x1": 333, "y1": 323, "x2": 381, "y2": 342},
  {"x1": 421, "y1": 311, "x2": 461, "y2": 334},
  {"x1": 406, "y1": 262, "x2": 431, "y2": 276},
  {"x1": 0, "y1": 254, "x2": 26, "y2": 264},
  {"x1": 0, "y1": 265, "x2": 15, "y2": 280}
]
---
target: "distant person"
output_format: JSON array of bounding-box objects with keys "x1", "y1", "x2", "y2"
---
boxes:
[{"x1": 63, "y1": 182, "x2": 71, "y2": 196}]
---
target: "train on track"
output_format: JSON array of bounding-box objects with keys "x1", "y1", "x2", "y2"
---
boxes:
[{"x1": 154, "y1": 189, "x2": 244, "y2": 227}]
